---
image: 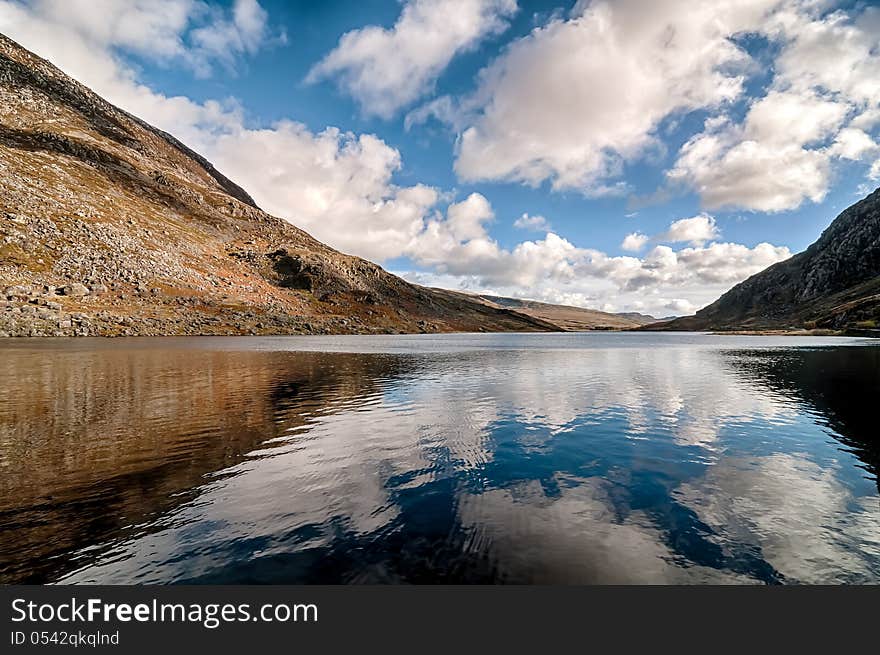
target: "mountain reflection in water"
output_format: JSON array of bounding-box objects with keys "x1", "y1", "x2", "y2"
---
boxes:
[{"x1": 0, "y1": 334, "x2": 878, "y2": 584}]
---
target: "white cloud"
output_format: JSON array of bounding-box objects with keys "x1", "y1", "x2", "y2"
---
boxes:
[
  {"x1": 452, "y1": 0, "x2": 784, "y2": 192},
  {"x1": 1, "y1": 0, "x2": 277, "y2": 78},
  {"x1": 676, "y1": 453, "x2": 880, "y2": 583},
  {"x1": 669, "y1": 4, "x2": 880, "y2": 211},
  {"x1": 830, "y1": 127, "x2": 878, "y2": 161},
  {"x1": 668, "y1": 90, "x2": 853, "y2": 212},
  {"x1": 772, "y1": 3, "x2": 880, "y2": 110},
  {"x1": 660, "y1": 214, "x2": 720, "y2": 246},
  {"x1": 207, "y1": 123, "x2": 444, "y2": 260},
  {"x1": 664, "y1": 298, "x2": 697, "y2": 315},
  {"x1": 399, "y1": 222, "x2": 790, "y2": 317},
  {"x1": 621, "y1": 232, "x2": 649, "y2": 252},
  {"x1": 445, "y1": 192, "x2": 495, "y2": 241},
  {"x1": 744, "y1": 89, "x2": 849, "y2": 147},
  {"x1": 621, "y1": 213, "x2": 719, "y2": 254},
  {"x1": 852, "y1": 108, "x2": 880, "y2": 131},
  {"x1": 15, "y1": 0, "x2": 193, "y2": 59},
  {"x1": 307, "y1": 0, "x2": 517, "y2": 119},
  {"x1": 422, "y1": 0, "x2": 879, "y2": 209},
  {"x1": 190, "y1": 0, "x2": 281, "y2": 73},
  {"x1": 404, "y1": 94, "x2": 467, "y2": 131},
  {"x1": 513, "y1": 213, "x2": 550, "y2": 232},
  {"x1": 0, "y1": 2, "x2": 223, "y2": 136}
]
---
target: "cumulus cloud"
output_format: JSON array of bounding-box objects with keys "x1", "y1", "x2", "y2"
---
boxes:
[
  {"x1": 307, "y1": 0, "x2": 517, "y2": 118},
  {"x1": 206, "y1": 123, "x2": 443, "y2": 260},
  {"x1": 399, "y1": 222, "x2": 790, "y2": 317},
  {"x1": 668, "y1": 3, "x2": 880, "y2": 211},
  {"x1": 0, "y1": 2, "x2": 237, "y2": 142},
  {"x1": 660, "y1": 214, "x2": 720, "y2": 246},
  {"x1": 14, "y1": 0, "x2": 193, "y2": 59},
  {"x1": 663, "y1": 298, "x2": 698, "y2": 316},
  {"x1": 189, "y1": 0, "x2": 282, "y2": 73},
  {"x1": 668, "y1": 91, "x2": 851, "y2": 212},
  {"x1": 0, "y1": 0, "x2": 279, "y2": 78},
  {"x1": 513, "y1": 213, "x2": 551, "y2": 232},
  {"x1": 773, "y1": 3, "x2": 880, "y2": 109},
  {"x1": 830, "y1": 127, "x2": 879, "y2": 161},
  {"x1": 622, "y1": 214, "x2": 719, "y2": 254},
  {"x1": 852, "y1": 108, "x2": 880, "y2": 131},
  {"x1": 676, "y1": 453, "x2": 880, "y2": 583},
  {"x1": 424, "y1": 0, "x2": 879, "y2": 209},
  {"x1": 621, "y1": 232, "x2": 649, "y2": 252},
  {"x1": 452, "y1": 0, "x2": 783, "y2": 192}
]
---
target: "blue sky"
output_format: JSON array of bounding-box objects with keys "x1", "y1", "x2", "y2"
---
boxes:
[
  {"x1": 136, "y1": 0, "x2": 858, "y2": 253},
  {"x1": 1, "y1": 0, "x2": 879, "y2": 315}
]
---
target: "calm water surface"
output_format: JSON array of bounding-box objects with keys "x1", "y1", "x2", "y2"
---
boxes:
[{"x1": 1, "y1": 333, "x2": 878, "y2": 584}]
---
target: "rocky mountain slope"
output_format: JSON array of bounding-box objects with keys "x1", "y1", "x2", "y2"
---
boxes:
[
  {"x1": 0, "y1": 33, "x2": 559, "y2": 337},
  {"x1": 462, "y1": 293, "x2": 656, "y2": 330},
  {"x1": 653, "y1": 187, "x2": 880, "y2": 333}
]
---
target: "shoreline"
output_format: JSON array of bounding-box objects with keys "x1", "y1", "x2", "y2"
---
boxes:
[
  {"x1": 1, "y1": 327, "x2": 877, "y2": 339},
  {"x1": 709, "y1": 329, "x2": 879, "y2": 338}
]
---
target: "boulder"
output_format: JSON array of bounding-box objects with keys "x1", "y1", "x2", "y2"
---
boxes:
[
  {"x1": 59, "y1": 283, "x2": 89, "y2": 296},
  {"x1": 3, "y1": 285, "x2": 29, "y2": 298}
]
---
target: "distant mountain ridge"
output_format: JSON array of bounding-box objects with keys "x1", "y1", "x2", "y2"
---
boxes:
[
  {"x1": 462, "y1": 294, "x2": 659, "y2": 330},
  {"x1": 653, "y1": 187, "x2": 880, "y2": 333}
]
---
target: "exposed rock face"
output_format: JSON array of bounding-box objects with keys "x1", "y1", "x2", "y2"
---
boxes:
[
  {"x1": 654, "y1": 187, "x2": 880, "y2": 333},
  {"x1": 0, "y1": 33, "x2": 555, "y2": 337}
]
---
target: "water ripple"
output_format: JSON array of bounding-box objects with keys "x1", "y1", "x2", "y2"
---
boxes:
[{"x1": 0, "y1": 334, "x2": 877, "y2": 584}]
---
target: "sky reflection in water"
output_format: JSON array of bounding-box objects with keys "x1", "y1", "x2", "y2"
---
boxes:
[{"x1": 0, "y1": 333, "x2": 878, "y2": 584}]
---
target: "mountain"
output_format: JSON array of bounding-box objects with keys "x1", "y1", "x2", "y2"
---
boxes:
[
  {"x1": 653, "y1": 187, "x2": 880, "y2": 333},
  {"x1": 461, "y1": 294, "x2": 654, "y2": 330},
  {"x1": 612, "y1": 311, "x2": 669, "y2": 326},
  {"x1": 0, "y1": 34, "x2": 557, "y2": 337}
]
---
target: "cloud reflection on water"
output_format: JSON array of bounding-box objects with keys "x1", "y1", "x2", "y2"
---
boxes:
[{"x1": 0, "y1": 335, "x2": 876, "y2": 584}]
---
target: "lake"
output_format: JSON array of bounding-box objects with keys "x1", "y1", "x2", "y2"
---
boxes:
[{"x1": 1, "y1": 333, "x2": 878, "y2": 584}]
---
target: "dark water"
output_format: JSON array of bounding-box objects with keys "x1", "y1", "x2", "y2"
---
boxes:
[{"x1": 1, "y1": 333, "x2": 878, "y2": 584}]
